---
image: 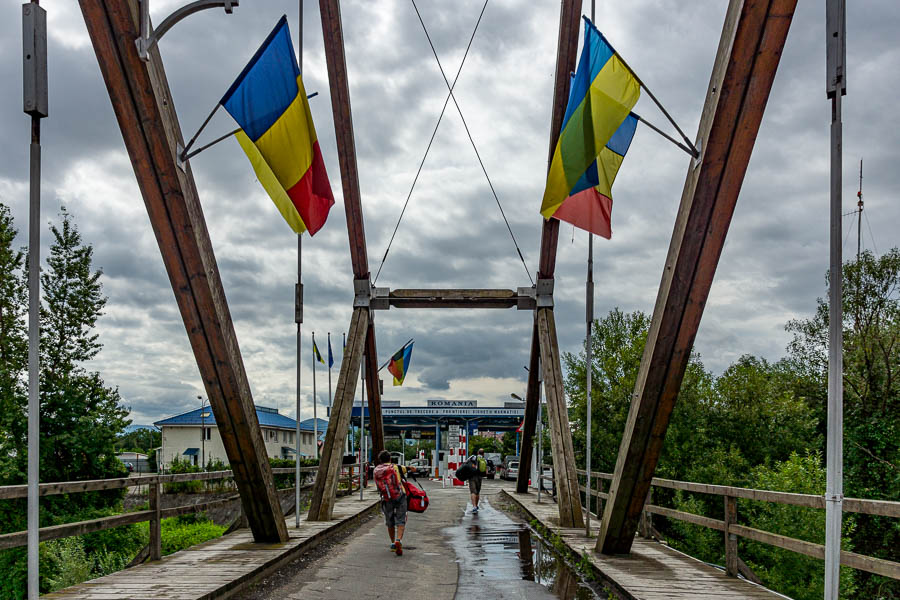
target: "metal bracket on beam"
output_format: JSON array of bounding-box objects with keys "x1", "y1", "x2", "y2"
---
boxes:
[
  {"x1": 536, "y1": 277, "x2": 554, "y2": 308},
  {"x1": 371, "y1": 286, "x2": 390, "y2": 310},
  {"x1": 136, "y1": 0, "x2": 239, "y2": 61},
  {"x1": 353, "y1": 278, "x2": 371, "y2": 308},
  {"x1": 517, "y1": 286, "x2": 537, "y2": 310}
]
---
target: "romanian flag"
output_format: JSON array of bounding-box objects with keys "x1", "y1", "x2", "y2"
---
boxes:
[
  {"x1": 540, "y1": 18, "x2": 640, "y2": 238},
  {"x1": 221, "y1": 16, "x2": 334, "y2": 236},
  {"x1": 387, "y1": 342, "x2": 414, "y2": 387},
  {"x1": 313, "y1": 339, "x2": 325, "y2": 364}
]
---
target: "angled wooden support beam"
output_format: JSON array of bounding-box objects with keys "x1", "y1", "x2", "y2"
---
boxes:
[
  {"x1": 319, "y1": 0, "x2": 386, "y2": 468},
  {"x1": 598, "y1": 0, "x2": 797, "y2": 554},
  {"x1": 537, "y1": 308, "x2": 584, "y2": 528},
  {"x1": 518, "y1": 0, "x2": 580, "y2": 497},
  {"x1": 364, "y1": 322, "x2": 384, "y2": 457},
  {"x1": 79, "y1": 0, "x2": 287, "y2": 542},
  {"x1": 308, "y1": 308, "x2": 368, "y2": 520},
  {"x1": 516, "y1": 318, "x2": 541, "y2": 493}
]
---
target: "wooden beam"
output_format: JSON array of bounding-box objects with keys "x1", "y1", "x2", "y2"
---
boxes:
[
  {"x1": 319, "y1": 0, "x2": 368, "y2": 279},
  {"x1": 308, "y1": 308, "x2": 368, "y2": 520},
  {"x1": 79, "y1": 0, "x2": 288, "y2": 543},
  {"x1": 538, "y1": 0, "x2": 582, "y2": 279},
  {"x1": 598, "y1": 0, "x2": 797, "y2": 554},
  {"x1": 537, "y1": 308, "x2": 584, "y2": 528},
  {"x1": 388, "y1": 289, "x2": 520, "y2": 309},
  {"x1": 515, "y1": 318, "x2": 541, "y2": 493},
  {"x1": 364, "y1": 321, "x2": 384, "y2": 457}
]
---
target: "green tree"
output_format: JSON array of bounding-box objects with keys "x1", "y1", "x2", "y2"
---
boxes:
[
  {"x1": 114, "y1": 428, "x2": 161, "y2": 454},
  {"x1": 786, "y1": 249, "x2": 900, "y2": 599},
  {"x1": 0, "y1": 204, "x2": 27, "y2": 482}
]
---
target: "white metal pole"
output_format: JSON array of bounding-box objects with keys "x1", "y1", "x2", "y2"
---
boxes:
[
  {"x1": 24, "y1": 2, "x2": 47, "y2": 595},
  {"x1": 294, "y1": 0, "x2": 303, "y2": 528},
  {"x1": 586, "y1": 232, "x2": 594, "y2": 535},
  {"x1": 824, "y1": 1, "x2": 845, "y2": 597},
  {"x1": 327, "y1": 332, "x2": 333, "y2": 411},
  {"x1": 537, "y1": 356, "x2": 543, "y2": 503},
  {"x1": 312, "y1": 332, "x2": 318, "y2": 459},
  {"x1": 360, "y1": 353, "x2": 366, "y2": 501}
]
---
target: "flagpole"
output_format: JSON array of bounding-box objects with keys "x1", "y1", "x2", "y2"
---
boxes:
[
  {"x1": 294, "y1": 0, "x2": 303, "y2": 528},
  {"x1": 360, "y1": 352, "x2": 366, "y2": 501},
  {"x1": 584, "y1": 0, "x2": 595, "y2": 539},
  {"x1": 312, "y1": 331, "x2": 318, "y2": 459},
  {"x1": 328, "y1": 332, "x2": 333, "y2": 412}
]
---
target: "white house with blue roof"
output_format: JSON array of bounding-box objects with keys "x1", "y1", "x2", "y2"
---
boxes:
[{"x1": 154, "y1": 405, "x2": 328, "y2": 469}]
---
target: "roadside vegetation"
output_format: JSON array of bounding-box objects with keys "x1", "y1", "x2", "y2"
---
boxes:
[{"x1": 563, "y1": 249, "x2": 899, "y2": 600}]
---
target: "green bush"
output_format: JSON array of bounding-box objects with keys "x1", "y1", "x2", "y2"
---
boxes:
[
  {"x1": 165, "y1": 458, "x2": 202, "y2": 493},
  {"x1": 138, "y1": 512, "x2": 226, "y2": 556},
  {"x1": 269, "y1": 456, "x2": 317, "y2": 489},
  {"x1": 42, "y1": 537, "x2": 94, "y2": 593}
]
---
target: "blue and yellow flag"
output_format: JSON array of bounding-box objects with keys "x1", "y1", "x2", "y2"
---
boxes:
[
  {"x1": 540, "y1": 18, "x2": 640, "y2": 236},
  {"x1": 313, "y1": 339, "x2": 325, "y2": 364},
  {"x1": 327, "y1": 335, "x2": 334, "y2": 369}
]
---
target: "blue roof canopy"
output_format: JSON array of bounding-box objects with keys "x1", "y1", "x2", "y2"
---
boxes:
[{"x1": 183, "y1": 448, "x2": 199, "y2": 456}]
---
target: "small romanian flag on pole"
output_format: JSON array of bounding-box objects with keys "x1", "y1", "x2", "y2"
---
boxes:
[
  {"x1": 540, "y1": 17, "x2": 640, "y2": 239},
  {"x1": 387, "y1": 342, "x2": 414, "y2": 387},
  {"x1": 221, "y1": 16, "x2": 334, "y2": 236}
]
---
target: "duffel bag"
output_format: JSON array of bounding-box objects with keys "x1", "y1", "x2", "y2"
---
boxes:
[
  {"x1": 404, "y1": 480, "x2": 429, "y2": 513},
  {"x1": 454, "y1": 461, "x2": 476, "y2": 481}
]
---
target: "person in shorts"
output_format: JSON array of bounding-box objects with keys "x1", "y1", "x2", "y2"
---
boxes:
[
  {"x1": 468, "y1": 448, "x2": 488, "y2": 513},
  {"x1": 373, "y1": 450, "x2": 408, "y2": 556}
]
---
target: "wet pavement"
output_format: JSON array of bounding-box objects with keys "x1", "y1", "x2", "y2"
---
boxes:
[
  {"x1": 246, "y1": 479, "x2": 597, "y2": 599},
  {"x1": 448, "y1": 496, "x2": 598, "y2": 600}
]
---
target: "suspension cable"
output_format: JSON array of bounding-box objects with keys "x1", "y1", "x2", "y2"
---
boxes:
[
  {"x1": 410, "y1": 0, "x2": 534, "y2": 285},
  {"x1": 374, "y1": 0, "x2": 490, "y2": 283}
]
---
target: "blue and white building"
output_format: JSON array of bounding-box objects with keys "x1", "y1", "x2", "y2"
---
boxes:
[{"x1": 154, "y1": 405, "x2": 327, "y2": 468}]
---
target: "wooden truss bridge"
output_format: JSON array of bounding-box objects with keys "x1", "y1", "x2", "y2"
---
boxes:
[{"x1": 77, "y1": 0, "x2": 795, "y2": 546}]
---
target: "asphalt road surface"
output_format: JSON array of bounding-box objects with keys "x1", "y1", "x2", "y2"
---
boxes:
[{"x1": 243, "y1": 479, "x2": 581, "y2": 600}]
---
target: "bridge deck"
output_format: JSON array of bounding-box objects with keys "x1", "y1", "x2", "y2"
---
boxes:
[
  {"x1": 45, "y1": 488, "x2": 380, "y2": 600},
  {"x1": 502, "y1": 489, "x2": 785, "y2": 600}
]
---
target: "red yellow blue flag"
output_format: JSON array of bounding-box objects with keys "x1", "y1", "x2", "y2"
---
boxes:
[
  {"x1": 221, "y1": 16, "x2": 334, "y2": 236},
  {"x1": 387, "y1": 342, "x2": 414, "y2": 387},
  {"x1": 541, "y1": 18, "x2": 640, "y2": 238}
]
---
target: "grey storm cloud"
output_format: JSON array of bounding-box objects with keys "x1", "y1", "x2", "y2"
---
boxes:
[{"x1": 1, "y1": 1, "x2": 897, "y2": 425}]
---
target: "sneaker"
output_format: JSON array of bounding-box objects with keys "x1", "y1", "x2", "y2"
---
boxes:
[
  {"x1": 395, "y1": 540, "x2": 403, "y2": 556},
  {"x1": 472, "y1": 506, "x2": 479, "y2": 513},
  {"x1": 390, "y1": 542, "x2": 396, "y2": 552}
]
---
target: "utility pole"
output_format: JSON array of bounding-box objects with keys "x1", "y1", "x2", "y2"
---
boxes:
[
  {"x1": 825, "y1": 1, "x2": 846, "y2": 598},
  {"x1": 23, "y1": 2, "x2": 47, "y2": 597}
]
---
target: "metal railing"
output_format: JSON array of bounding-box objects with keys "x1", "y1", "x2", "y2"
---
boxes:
[
  {"x1": 575, "y1": 469, "x2": 900, "y2": 582},
  {"x1": 0, "y1": 464, "x2": 360, "y2": 561}
]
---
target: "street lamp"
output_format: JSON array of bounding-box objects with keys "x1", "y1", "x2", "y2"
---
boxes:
[{"x1": 198, "y1": 395, "x2": 210, "y2": 471}]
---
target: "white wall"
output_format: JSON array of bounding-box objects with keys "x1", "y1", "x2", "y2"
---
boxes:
[{"x1": 160, "y1": 425, "x2": 320, "y2": 470}]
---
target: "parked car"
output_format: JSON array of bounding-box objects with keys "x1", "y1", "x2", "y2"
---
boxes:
[
  {"x1": 499, "y1": 457, "x2": 519, "y2": 480},
  {"x1": 407, "y1": 458, "x2": 431, "y2": 479}
]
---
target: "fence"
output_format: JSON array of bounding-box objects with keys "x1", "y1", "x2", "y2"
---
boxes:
[
  {"x1": 575, "y1": 469, "x2": 900, "y2": 582},
  {"x1": 0, "y1": 464, "x2": 361, "y2": 562}
]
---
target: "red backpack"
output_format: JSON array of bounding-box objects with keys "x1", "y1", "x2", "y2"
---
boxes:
[{"x1": 403, "y1": 480, "x2": 429, "y2": 513}]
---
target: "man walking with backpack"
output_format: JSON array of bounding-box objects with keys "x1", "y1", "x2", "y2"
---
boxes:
[
  {"x1": 469, "y1": 448, "x2": 488, "y2": 513},
  {"x1": 373, "y1": 450, "x2": 408, "y2": 556}
]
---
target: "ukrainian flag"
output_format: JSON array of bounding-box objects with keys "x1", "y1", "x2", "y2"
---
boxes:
[
  {"x1": 221, "y1": 16, "x2": 334, "y2": 236},
  {"x1": 541, "y1": 18, "x2": 640, "y2": 231}
]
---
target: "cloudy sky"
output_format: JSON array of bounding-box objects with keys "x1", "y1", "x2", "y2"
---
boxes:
[{"x1": 1, "y1": 1, "x2": 897, "y2": 426}]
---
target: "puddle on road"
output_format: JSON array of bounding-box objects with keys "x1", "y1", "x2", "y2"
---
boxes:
[{"x1": 446, "y1": 500, "x2": 598, "y2": 600}]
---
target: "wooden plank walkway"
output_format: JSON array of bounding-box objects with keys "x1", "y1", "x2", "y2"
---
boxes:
[
  {"x1": 501, "y1": 489, "x2": 787, "y2": 600},
  {"x1": 45, "y1": 488, "x2": 380, "y2": 599}
]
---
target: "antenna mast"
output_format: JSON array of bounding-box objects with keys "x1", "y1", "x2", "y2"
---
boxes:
[{"x1": 857, "y1": 158, "x2": 863, "y2": 261}]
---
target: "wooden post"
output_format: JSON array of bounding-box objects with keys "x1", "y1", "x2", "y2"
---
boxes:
[
  {"x1": 308, "y1": 308, "x2": 368, "y2": 520},
  {"x1": 516, "y1": 319, "x2": 541, "y2": 493},
  {"x1": 639, "y1": 489, "x2": 652, "y2": 538},
  {"x1": 725, "y1": 495, "x2": 738, "y2": 577},
  {"x1": 537, "y1": 308, "x2": 584, "y2": 528},
  {"x1": 79, "y1": 0, "x2": 288, "y2": 543},
  {"x1": 364, "y1": 323, "x2": 384, "y2": 457},
  {"x1": 149, "y1": 482, "x2": 161, "y2": 561},
  {"x1": 598, "y1": 0, "x2": 797, "y2": 554}
]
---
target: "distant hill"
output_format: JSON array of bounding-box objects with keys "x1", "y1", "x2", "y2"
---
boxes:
[{"x1": 123, "y1": 424, "x2": 156, "y2": 434}]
